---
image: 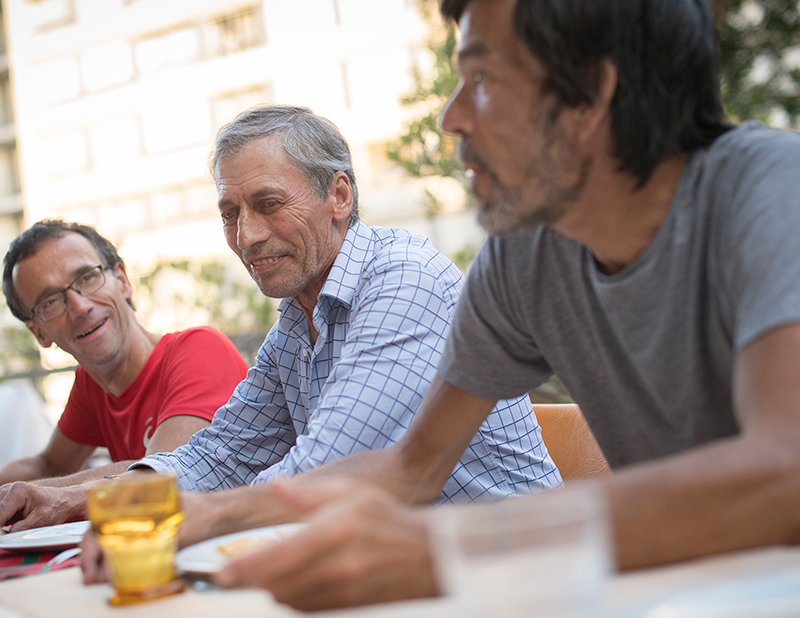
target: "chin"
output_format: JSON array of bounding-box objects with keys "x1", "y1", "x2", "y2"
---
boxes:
[{"x1": 477, "y1": 200, "x2": 532, "y2": 235}]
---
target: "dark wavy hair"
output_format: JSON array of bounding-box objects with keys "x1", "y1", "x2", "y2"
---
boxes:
[
  {"x1": 440, "y1": 0, "x2": 733, "y2": 185},
  {"x1": 3, "y1": 219, "x2": 126, "y2": 321}
]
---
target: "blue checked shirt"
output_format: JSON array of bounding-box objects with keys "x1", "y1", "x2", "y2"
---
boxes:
[{"x1": 137, "y1": 222, "x2": 562, "y2": 503}]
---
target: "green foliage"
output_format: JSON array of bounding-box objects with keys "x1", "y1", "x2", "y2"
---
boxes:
[
  {"x1": 0, "y1": 323, "x2": 40, "y2": 379},
  {"x1": 717, "y1": 0, "x2": 800, "y2": 127},
  {"x1": 385, "y1": 0, "x2": 468, "y2": 219},
  {"x1": 389, "y1": 0, "x2": 800, "y2": 198},
  {"x1": 135, "y1": 260, "x2": 276, "y2": 363},
  {"x1": 451, "y1": 244, "x2": 478, "y2": 272}
]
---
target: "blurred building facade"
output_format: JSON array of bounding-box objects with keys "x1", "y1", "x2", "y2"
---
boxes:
[
  {"x1": 0, "y1": 0, "x2": 482, "y2": 272},
  {"x1": 0, "y1": 0, "x2": 22, "y2": 254},
  {"x1": 0, "y1": 0, "x2": 485, "y2": 418}
]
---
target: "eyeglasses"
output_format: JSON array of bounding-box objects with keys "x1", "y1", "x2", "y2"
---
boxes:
[{"x1": 30, "y1": 265, "x2": 107, "y2": 322}]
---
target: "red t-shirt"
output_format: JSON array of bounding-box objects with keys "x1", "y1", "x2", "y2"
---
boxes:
[{"x1": 58, "y1": 326, "x2": 249, "y2": 461}]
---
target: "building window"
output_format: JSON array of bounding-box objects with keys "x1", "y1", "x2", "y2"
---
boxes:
[
  {"x1": 135, "y1": 24, "x2": 202, "y2": 75},
  {"x1": 25, "y1": 0, "x2": 75, "y2": 32},
  {"x1": 203, "y1": 8, "x2": 265, "y2": 58}
]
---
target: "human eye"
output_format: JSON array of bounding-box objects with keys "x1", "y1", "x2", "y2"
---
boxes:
[
  {"x1": 42, "y1": 296, "x2": 59, "y2": 309},
  {"x1": 257, "y1": 198, "x2": 281, "y2": 212},
  {"x1": 219, "y1": 206, "x2": 238, "y2": 226},
  {"x1": 73, "y1": 269, "x2": 100, "y2": 292},
  {"x1": 37, "y1": 295, "x2": 61, "y2": 315},
  {"x1": 82, "y1": 269, "x2": 101, "y2": 284},
  {"x1": 458, "y1": 59, "x2": 487, "y2": 93}
]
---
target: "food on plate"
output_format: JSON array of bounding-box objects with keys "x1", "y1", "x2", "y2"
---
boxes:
[{"x1": 217, "y1": 528, "x2": 286, "y2": 558}]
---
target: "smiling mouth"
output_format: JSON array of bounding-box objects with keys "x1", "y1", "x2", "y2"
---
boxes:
[
  {"x1": 77, "y1": 318, "x2": 107, "y2": 339},
  {"x1": 251, "y1": 256, "x2": 284, "y2": 268}
]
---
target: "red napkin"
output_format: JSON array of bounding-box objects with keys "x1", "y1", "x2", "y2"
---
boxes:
[{"x1": 0, "y1": 547, "x2": 81, "y2": 582}]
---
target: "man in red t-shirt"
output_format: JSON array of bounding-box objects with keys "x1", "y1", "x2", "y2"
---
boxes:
[{"x1": 0, "y1": 220, "x2": 248, "y2": 498}]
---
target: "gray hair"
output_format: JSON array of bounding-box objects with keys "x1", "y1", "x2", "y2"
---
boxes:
[{"x1": 210, "y1": 105, "x2": 359, "y2": 223}]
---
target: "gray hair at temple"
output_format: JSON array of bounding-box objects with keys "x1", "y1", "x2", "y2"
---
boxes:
[{"x1": 209, "y1": 105, "x2": 359, "y2": 224}]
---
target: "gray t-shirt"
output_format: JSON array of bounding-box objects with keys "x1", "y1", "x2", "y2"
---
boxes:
[{"x1": 439, "y1": 123, "x2": 800, "y2": 469}]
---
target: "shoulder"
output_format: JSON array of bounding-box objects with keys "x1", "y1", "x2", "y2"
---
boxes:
[
  {"x1": 168, "y1": 325, "x2": 233, "y2": 346},
  {"x1": 367, "y1": 227, "x2": 463, "y2": 284},
  {"x1": 701, "y1": 123, "x2": 800, "y2": 184},
  {"x1": 472, "y1": 227, "x2": 566, "y2": 279},
  {"x1": 162, "y1": 327, "x2": 248, "y2": 369},
  {"x1": 348, "y1": 227, "x2": 464, "y2": 310},
  {"x1": 689, "y1": 124, "x2": 800, "y2": 227}
]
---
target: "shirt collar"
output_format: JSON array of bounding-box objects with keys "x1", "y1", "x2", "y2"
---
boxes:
[{"x1": 277, "y1": 220, "x2": 374, "y2": 324}]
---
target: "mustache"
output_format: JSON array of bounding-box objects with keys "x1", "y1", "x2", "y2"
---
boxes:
[
  {"x1": 241, "y1": 242, "x2": 293, "y2": 263},
  {"x1": 457, "y1": 140, "x2": 484, "y2": 168}
]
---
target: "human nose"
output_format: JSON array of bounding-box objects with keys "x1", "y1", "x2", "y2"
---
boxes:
[
  {"x1": 64, "y1": 288, "x2": 94, "y2": 318},
  {"x1": 235, "y1": 206, "x2": 271, "y2": 252},
  {"x1": 439, "y1": 80, "x2": 472, "y2": 136}
]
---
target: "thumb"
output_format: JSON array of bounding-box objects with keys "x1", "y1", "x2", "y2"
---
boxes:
[{"x1": 270, "y1": 476, "x2": 360, "y2": 517}]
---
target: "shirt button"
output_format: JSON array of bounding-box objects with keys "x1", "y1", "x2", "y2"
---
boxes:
[{"x1": 303, "y1": 348, "x2": 309, "y2": 357}]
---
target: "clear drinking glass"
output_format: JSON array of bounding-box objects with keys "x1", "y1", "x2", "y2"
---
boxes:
[
  {"x1": 429, "y1": 486, "x2": 612, "y2": 618},
  {"x1": 86, "y1": 474, "x2": 185, "y2": 606}
]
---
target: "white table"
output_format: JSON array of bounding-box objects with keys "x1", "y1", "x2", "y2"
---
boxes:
[{"x1": 0, "y1": 545, "x2": 798, "y2": 617}]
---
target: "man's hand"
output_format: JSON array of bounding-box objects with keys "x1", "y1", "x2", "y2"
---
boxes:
[
  {"x1": 214, "y1": 480, "x2": 439, "y2": 611},
  {"x1": 0, "y1": 482, "x2": 86, "y2": 531},
  {"x1": 80, "y1": 529, "x2": 108, "y2": 585}
]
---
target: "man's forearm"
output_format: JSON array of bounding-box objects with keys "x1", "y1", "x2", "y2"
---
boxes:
[
  {"x1": 0, "y1": 456, "x2": 51, "y2": 486},
  {"x1": 179, "y1": 483, "x2": 307, "y2": 547},
  {"x1": 606, "y1": 428, "x2": 800, "y2": 570},
  {"x1": 31, "y1": 460, "x2": 134, "y2": 488}
]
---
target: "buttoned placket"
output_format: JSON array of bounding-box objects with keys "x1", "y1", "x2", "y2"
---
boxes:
[{"x1": 295, "y1": 298, "x2": 333, "y2": 415}]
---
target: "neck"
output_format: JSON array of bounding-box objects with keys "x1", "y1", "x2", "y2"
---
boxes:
[
  {"x1": 554, "y1": 154, "x2": 686, "y2": 275},
  {"x1": 87, "y1": 326, "x2": 161, "y2": 397},
  {"x1": 292, "y1": 226, "x2": 350, "y2": 346}
]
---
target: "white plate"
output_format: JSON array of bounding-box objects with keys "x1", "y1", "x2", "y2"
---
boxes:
[
  {"x1": 0, "y1": 521, "x2": 91, "y2": 553},
  {"x1": 645, "y1": 568, "x2": 800, "y2": 618},
  {"x1": 175, "y1": 523, "x2": 305, "y2": 575}
]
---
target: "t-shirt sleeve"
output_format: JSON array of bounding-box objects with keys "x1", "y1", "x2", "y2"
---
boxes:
[
  {"x1": 715, "y1": 128, "x2": 800, "y2": 350},
  {"x1": 57, "y1": 367, "x2": 104, "y2": 447},
  {"x1": 136, "y1": 326, "x2": 296, "y2": 492},
  {"x1": 439, "y1": 236, "x2": 553, "y2": 401},
  {"x1": 153, "y1": 327, "x2": 250, "y2": 427}
]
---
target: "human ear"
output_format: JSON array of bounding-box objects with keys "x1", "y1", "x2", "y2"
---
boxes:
[
  {"x1": 110, "y1": 262, "x2": 134, "y2": 300},
  {"x1": 575, "y1": 59, "x2": 618, "y2": 145},
  {"x1": 330, "y1": 172, "x2": 354, "y2": 222},
  {"x1": 26, "y1": 319, "x2": 53, "y2": 348}
]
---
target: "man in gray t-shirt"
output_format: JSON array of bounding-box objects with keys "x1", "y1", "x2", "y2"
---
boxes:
[
  {"x1": 441, "y1": 122, "x2": 800, "y2": 469},
  {"x1": 175, "y1": 0, "x2": 800, "y2": 611}
]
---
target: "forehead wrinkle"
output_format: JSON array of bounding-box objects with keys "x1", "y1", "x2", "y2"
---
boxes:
[{"x1": 218, "y1": 184, "x2": 291, "y2": 210}]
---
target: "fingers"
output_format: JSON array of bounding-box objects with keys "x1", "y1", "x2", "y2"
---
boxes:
[
  {"x1": 1, "y1": 483, "x2": 83, "y2": 532},
  {"x1": 269, "y1": 476, "x2": 361, "y2": 515},
  {"x1": 215, "y1": 486, "x2": 439, "y2": 610},
  {"x1": 0, "y1": 482, "x2": 32, "y2": 529},
  {"x1": 80, "y1": 531, "x2": 108, "y2": 584}
]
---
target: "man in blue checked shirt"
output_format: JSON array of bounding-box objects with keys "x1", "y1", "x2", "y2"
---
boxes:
[
  {"x1": 133, "y1": 105, "x2": 559, "y2": 504},
  {"x1": 23, "y1": 105, "x2": 557, "y2": 544}
]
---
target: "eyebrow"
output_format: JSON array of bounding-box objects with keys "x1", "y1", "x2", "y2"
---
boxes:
[
  {"x1": 218, "y1": 186, "x2": 288, "y2": 210},
  {"x1": 456, "y1": 41, "x2": 490, "y2": 63},
  {"x1": 32, "y1": 265, "x2": 98, "y2": 306}
]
